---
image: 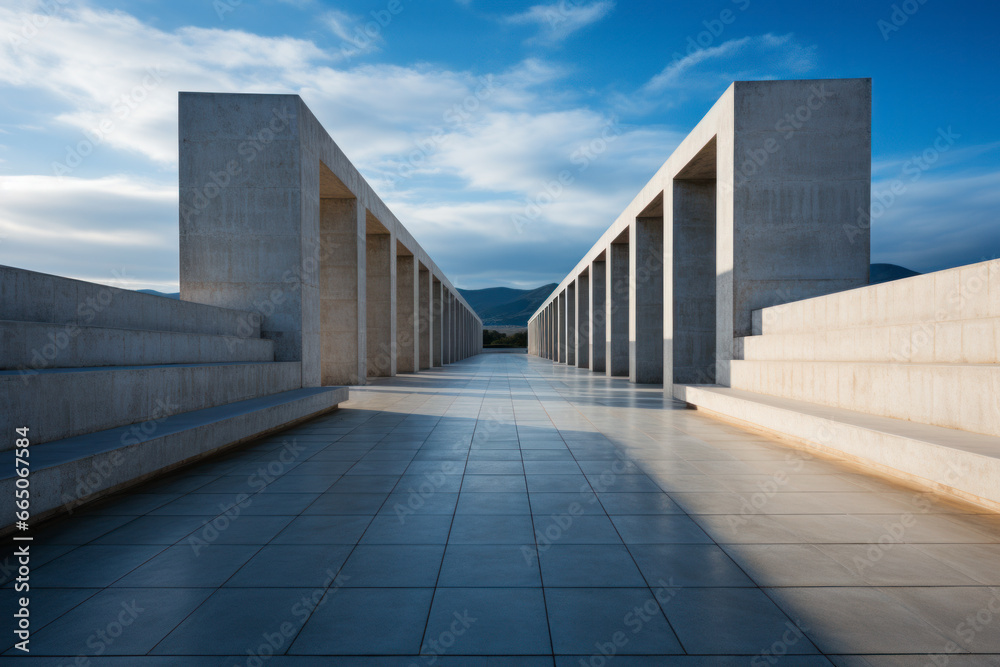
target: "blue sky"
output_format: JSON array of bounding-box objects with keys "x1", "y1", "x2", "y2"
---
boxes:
[{"x1": 1, "y1": 0, "x2": 998, "y2": 291}]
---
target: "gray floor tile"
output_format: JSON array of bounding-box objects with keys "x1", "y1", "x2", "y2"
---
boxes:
[
  {"x1": 336, "y1": 545, "x2": 445, "y2": 586},
  {"x1": 539, "y1": 545, "x2": 646, "y2": 586},
  {"x1": 438, "y1": 544, "x2": 542, "y2": 587},
  {"x1": 225, "y1": 545, "x2": 353, "y2": 587},
  {"x1": 290, "y1": 588, "x2": 434, "y2": 655},
  {"x1": 425, "y1": 587, "x2": 551, "y2": 654},
  {"x1": 545, "y1": 587, "x2": 683, "y2": 654},
  {"x1": 629, "y1": 544, "x2": 755, "y2": 587},
  {"x1": 664, "y1": 587, "x2": 819, "y2": 655},
  {"x1": 448, "y1": 514, "x2": 534, "y2": 544}
]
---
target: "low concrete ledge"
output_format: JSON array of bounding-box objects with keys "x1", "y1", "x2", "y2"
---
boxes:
[
  {"x1": 674, "y1": 384, "x2": 1000, "y2": 512},
  {"x1": 0, "y1": 264, "x2": 261, "y2": 338},
  {"x1": 0, "y1": 320, "x2": 275, "y2": 369},
  {"x1": 1, "y1": 361, "x2": 303, "y2": 448},
  {"x1": 0, "y1": 386, "x2": 349, "y2": 532}
]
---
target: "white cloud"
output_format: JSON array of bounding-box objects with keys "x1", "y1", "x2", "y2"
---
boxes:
[
  {"x1": 0, "y1": 174, "x2": 179, "y2": 289},
  {"x1": 506, "y1": 1, "x2": 615, "y2": 44}
]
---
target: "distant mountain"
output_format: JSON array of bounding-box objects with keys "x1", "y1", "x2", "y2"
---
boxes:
[
  {"x1": 137, "y1": 265, "x2": 917, "y2": 319},
  {"x1": 870, "y1": 263, "x2": 920, "y2": 285},
  {"x1": 137, "y1": 289, "x2": 180, "y2": 299},
  {"x1": 459, "y1": 284, "x2": 557, "y2": 326}
]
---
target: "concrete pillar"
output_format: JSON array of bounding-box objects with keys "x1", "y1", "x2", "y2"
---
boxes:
[
  {"x1": 630, "y1": 213, "x2": 664, "y2": 384},
  {"x1": 566, "y1": 283, "x2": 576, "y2": 366},
  {"x1": 318, "y1": 197, "x2": 366, "y2": 386},
  {"x1": 432, "y1": 278, "x2": 443, "y2": 367},
  {"x1": 452, "y1": 297, "x2": 459, "y2": 362},
  {"x1": 557, "y1": 292, "x2": 566, "y2": 364},
  {"x1": 606, "y1": 242, "x2": 629, "y2": 377},
  {"x1": 419, "y1": 266, "x2": 431, "y2": 370},
  {"x1": 365, "y1": 227, "x2": 395, "y2": 377},
  {"x1": 442, "y1": 290, "x2": 452, "y2": 364},
  {"x1": 590, "y1": 259, "x2": 606, "y2": 373},
  {"x1": 549, "y1": 297, "x2": 559, "y2": 363},
  {"x1": 576, "y1": 273, "x2": 589, "y2": 369},
  {"x1": 395, "y1": 251, "x2": 418, "y2": 374},
  {"x1": 671, "y1": 180, "x2": 717, "y2": 385}
]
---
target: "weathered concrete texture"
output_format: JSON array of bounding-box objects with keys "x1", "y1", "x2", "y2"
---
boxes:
[
  {"x1": 630, "y1": 214, "x2": 664, "y2": 384},
  {"x1": 365, "y1": 231, "x2": 395, "y2": 378},
  {"x1": 395, "y1": 252, "x2": 418, "y2": 374},
  {"x1": 590, "y1": 259, "x2": 606, "y2": 372},
  {"x1": 606, "y1": 242, "x2": 629, "y2": 377},
  {"x1": 576, "y1": 273, "x2": 590, "y2": 369}
]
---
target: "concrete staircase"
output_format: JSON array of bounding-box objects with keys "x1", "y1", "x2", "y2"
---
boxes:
[
  {"x1": 676, "y1": 259, "x2": 1000, "y2": 510},
  {"x1": 0, "y1": 267, "x2": 349, "y2": 529}
]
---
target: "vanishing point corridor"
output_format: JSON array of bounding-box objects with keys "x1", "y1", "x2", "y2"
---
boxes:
[{"x1": 4, "y1": 351, "x2": 999, "y2": 665}]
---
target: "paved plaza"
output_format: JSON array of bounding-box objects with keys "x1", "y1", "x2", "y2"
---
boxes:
[{"x1": 3, "y1": 351, "x2": 999, "y2": 665}]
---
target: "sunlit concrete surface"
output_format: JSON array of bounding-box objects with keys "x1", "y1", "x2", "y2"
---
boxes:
[{"x1": 4, "y1": 351, "x2": 999, "y2": 665}]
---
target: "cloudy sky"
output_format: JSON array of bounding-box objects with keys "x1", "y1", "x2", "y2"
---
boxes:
[{"x1": 1, "y1": 0, "x2": 997, "y2": 291}]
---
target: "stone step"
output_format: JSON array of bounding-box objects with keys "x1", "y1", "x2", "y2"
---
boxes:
[
  {"x1": 0, "y1": 386, "x2": 349, "y2": 530},
  {"x1": 0, "y1": 264, "x2": 260, "y2": 338},
  {"x1": 1, "y1": 361, "x2": 302, "y2": 448},
  {"x1": 729, "y1": 360, "x2": 1000, "y2": 437},
  {"x1": 0, "y1": 320, "x2": 275, "y2": 371},
  {"x1": 735, "y1": 317, "x2": 1000, "y2": 364},
  {"x1": 673, "y1": 384, "x2": 1000, "y2": 511},
  {"x1": 752, "y1": 259, "x2": 999, "y2": 336}
]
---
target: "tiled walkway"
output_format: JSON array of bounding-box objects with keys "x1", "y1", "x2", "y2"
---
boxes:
[{"x1": 4, "y1": 351, "x2": 1000, "y2": 665}]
